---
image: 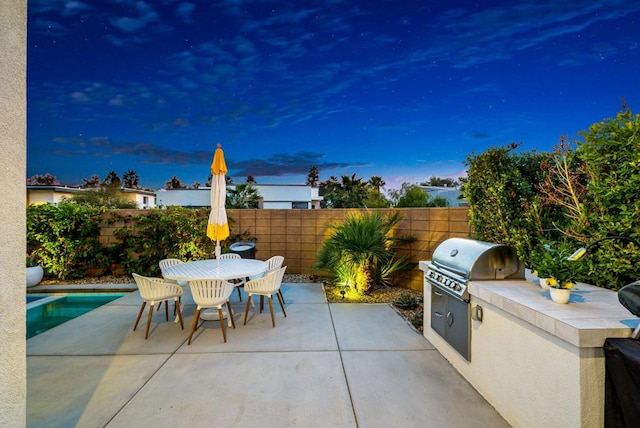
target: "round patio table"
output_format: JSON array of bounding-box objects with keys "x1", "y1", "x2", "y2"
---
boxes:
[{"x1": 162, "y1": 258, "x2": 267, "y2": 322}]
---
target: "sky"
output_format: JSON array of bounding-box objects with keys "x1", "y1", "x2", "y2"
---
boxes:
[{"x1": 27, "y1": 0, "x2": 640, "y2": 190}]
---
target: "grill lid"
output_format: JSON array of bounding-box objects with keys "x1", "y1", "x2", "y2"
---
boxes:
[{"x1": 431, "y1": 237, "x2": 523, "y2": 280}]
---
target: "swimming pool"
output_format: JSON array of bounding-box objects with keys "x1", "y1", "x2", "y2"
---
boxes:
[{"x1": 27, "y1": 293, "x2": 125, "y2": 339}]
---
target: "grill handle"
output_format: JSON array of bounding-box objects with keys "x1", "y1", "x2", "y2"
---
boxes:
[{"x1": 447, "y1": 312, "x2": 454, "y2": 327}]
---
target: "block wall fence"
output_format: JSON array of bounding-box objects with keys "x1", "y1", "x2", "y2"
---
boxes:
[{"x1": 100, "y1": 207, "x2": 472, "y2": 291}]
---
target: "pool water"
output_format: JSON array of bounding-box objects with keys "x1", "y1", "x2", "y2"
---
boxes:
[{"x1": 27, "y1": 294, "x2": 125, "y2": 339}]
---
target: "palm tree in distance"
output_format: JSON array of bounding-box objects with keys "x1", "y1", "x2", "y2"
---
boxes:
[
  {"x1": 306, "y1": 166, "x2": 320, "y2": 187},
  {"x1": 368, "y1": 175, "x2": 385, "y2": 192},
  {"x1": 123, "y1": 170, "x2": 140, "y2": 189}
]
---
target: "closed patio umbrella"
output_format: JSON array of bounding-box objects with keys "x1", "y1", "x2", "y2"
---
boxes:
[{"x1": 207, "y1": 144, "x2": 230, "y2": 259}]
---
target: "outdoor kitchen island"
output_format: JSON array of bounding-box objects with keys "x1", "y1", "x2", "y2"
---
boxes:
[{"x1": 420, "y1": 261, "x2": 638, "y2": 428}]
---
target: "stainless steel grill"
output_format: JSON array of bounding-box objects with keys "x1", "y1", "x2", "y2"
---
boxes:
[
  {"x1": 424, "y1": 238, "x2": 524, "y2": 360},
  {"x1": 425, "y1": 237, "x2": 524, "y2": 301}
]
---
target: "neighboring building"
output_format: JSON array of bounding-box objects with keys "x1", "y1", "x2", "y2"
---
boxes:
[
  {"x1": 420, "y1": 186, "x2": 467, "y2": 207},
  {"x1": 120, "y1": 188, "x2": 156, "y2": 209},
  {"x1": 156, "y1": 184, "x2": 323, "y2": 209},
  {"x1": 26, "y1": 186, "x2": 85, "y2": 205},
  {"x1": 26, "y1": 186, "x2": 157, "y2": 209}
]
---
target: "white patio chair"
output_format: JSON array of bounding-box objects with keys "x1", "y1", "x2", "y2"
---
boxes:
[
  {"x1": 243, "y1": 267, "x2": 287, "y2": 328},
  {"x1": 188, "y1": 279, "x2": 236, "y2": 344},
  {"x1": 248, "y1": 255, "x2": 286, "y2": 303},
  {"x1": 217, "y1": 253, "x2": 241, "y2": 260},
  {"x1": 158, "y1": 258, "x2": 188, "y2": 314},
  {"x1": 132, "y1": 273, "x2": 184, "y2": 339},
  {"x1": 217, "y1": 252, "x2": 245, "y2": 300}
]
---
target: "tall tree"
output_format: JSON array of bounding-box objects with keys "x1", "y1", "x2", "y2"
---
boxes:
[
  {"x1": 368, "y1": 175, "x2": 385, "y2": 192},
  {"x1": 103, "y1": 171, "x2": 121, "y2": 188},
  {"x1": 246, "y1": 175, "x2": 257, "y2": 184},
  {"x1": 165, "y1": 176, "x2": 186, "y2": 189},
  {"x1": 227, "y1": 183, "x2": 261, "y2": 208},
  {"x1": 81, "y1": 174, "x2": 101, "y2": 189},
  {"x1": 26, "y1": 173, "x2": 60, "y2": 186},
  {"x1": 122, "y1": 170, "x2": 140, "y2": 189},
  {"x1": 306, "y1": 166, "x2": 320, "y2": 187},
  {"x1": 320, "y1": 174, "x2": 368, "y2": 208},
  {"x1": 421, "y1": 176, "x2": 459, "y2": 187},
  {"x1": 389, "y1": 183, "x2": 427, "y2": 207}
]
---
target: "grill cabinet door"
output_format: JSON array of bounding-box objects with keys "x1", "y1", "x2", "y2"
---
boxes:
[
  {"x1": 445, "y1": 296, "x2": 470, "y2": 360},
  {"x1": 431, "y1": 286, "x2": 446, "y2": 338},
  {"x1": 429, "y1": 284, "x2": 470, "y2": 361}
]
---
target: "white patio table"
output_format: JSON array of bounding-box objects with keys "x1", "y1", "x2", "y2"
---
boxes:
[{"x1": 162, "y1": 258, "x2": 267, "y2": 322}]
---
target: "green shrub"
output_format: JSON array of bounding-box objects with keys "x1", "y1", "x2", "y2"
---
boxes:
[
  {"x1": 314, "y1": 211, "x2": 415, "y2": 294},
  {"x1": 460, "y1": 143, "x2": 549, "y2": 264},
  {"x1": 27, "y1": 202, "x2": 105, "y2": 279},
  {"x1": 109, "y1": 207, "x2": 218, "y2": 276},
  {"x1": 393, "y1": 294, "x2": 420, "y2": 310},
  {"x1": 411, "y1": 311, "x2": 423, "y2": 330},
  {"x1": 463, "y1": 109, "x2": 640, "y2": 290}
]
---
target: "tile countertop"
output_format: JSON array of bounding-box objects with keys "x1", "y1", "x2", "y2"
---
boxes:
[{"x1": 467, "y1": 279, "x2": 639, "y2": 348}]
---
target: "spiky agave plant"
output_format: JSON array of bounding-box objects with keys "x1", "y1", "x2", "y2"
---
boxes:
[{"x1": 314, "y1": 211, "x2": 414, "y2": 294}]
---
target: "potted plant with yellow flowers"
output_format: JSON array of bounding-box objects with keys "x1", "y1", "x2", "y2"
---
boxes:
[{"x1": 531, "y1": 244, "x2": 576, "y2": 304}]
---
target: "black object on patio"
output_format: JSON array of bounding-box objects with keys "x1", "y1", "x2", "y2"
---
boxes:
[{"x1": 229, "y1": 241, "x2": 256, "y2": 259}]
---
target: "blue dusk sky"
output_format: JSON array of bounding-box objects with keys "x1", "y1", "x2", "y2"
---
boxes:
[{"x1": 27, "y1": 0, "x2": 640, "y2": 190}]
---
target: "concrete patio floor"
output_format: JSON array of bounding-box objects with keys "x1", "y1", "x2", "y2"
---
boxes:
[{"x1": 27, "y1": 283, "x2": 510, "y2": 427}]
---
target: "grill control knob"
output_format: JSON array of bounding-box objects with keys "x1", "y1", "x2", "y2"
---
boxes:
[
  {"x1": 437, "y1": 275, "x2": 443, "y2": 282},
  {"x1": 453, "y1": 284, "x2": 461, "y2": 292}
]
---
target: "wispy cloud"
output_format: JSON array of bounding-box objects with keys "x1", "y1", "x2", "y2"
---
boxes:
[
  {"x1": 419, "y1": 0, "x2": 640, "y2": 69},
  {"x1": 230, "y1": 152, "x2": 367, "y2": 177},
  {"x1": 176, "y1": 2, "x2": 195, "y2": 24}
]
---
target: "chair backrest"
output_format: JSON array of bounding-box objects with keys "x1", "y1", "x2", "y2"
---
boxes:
[
  {"x1": 245, "y1": 266, "x2": 286, "y2": 294},
  {"x1": 266, "y1": 255, "x2": 284, "y2": 271},
  {"x1": 133, "y1": 273, "x2": 180, "y2": 301},
  {"x1": 189, "y1": 279, "x2": 236, "y2": 306},
  {"x1": 159, "y1": 258, "x2": 183, "y2": 272},
  {"x1": 218, "y1": 253, "x2": 241, "y2": 260}
]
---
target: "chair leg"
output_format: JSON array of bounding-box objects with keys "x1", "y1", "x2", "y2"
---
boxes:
[
  {"x1": 236, "y1": 285, "x2": 242, "y2": 302},
  {"x1": 145, "y1": 304, "x2": 155, "y2": 339},
  {"x1": 164, "y1": 299, "x2": 169, "y2": 321},
  {"x1": 268, "y1": 296, "x2": 275, "y2": 327},
  {"x1": 218, "y1": 307, "x2": 227, "y2": 343},
  {"x1": 175, "y1": 298, "x2": 184, "y2": 330},
  {"x1": 133, "y1": 302, "x2": 146, "y2": 331},
  {"x1": 244, "y1": 295, "x2": 252, "y2": 325},
  {"x1": 226, "y1": 301, "x2": 236, "y2": 329},
  {"x1": 277, "y1": 291, "x2": 287, "y2": 318},
  {"x1": 188, "y1": 308, "x2": 201, "y2": 345},
  {"x1": 260, "y1": 295, "x2": 264, "y2": 312},
  {"x1": 278, "y1": 289, "x2": 286, "y2": 305}
]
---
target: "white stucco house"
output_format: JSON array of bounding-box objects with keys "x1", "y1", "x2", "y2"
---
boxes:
[
  {"x1": 26, "y1": 186, "x2": 157, "y2": 209},
  {"x1": 156, "y1": 184, "x2": 323, "y2": 209}
]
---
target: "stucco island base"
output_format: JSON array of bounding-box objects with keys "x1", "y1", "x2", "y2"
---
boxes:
[{"x1": 420, "y1": 261, "x2": 638, "y2": 428}]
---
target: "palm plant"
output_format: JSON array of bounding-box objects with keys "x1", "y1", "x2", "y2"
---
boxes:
[{"x1": 314, "y1": 211, "x2": 414, "y2": 294}]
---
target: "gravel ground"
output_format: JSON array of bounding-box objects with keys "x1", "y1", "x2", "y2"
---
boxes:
[{"x1": 40, "y1": 274, "x2": 424, "y2": 332}]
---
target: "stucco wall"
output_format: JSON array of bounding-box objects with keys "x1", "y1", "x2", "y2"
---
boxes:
[
  {"x1": 0, "y1": 0, "x2": 27, "y2": 426},
  {"x1": 423, "y1": 281, "x2": 605, "y2": 428}
]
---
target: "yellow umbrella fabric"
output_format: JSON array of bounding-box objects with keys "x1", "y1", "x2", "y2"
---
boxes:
[{"x1": 207, "y1": 144, "x2": 230, "y2": 258}]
